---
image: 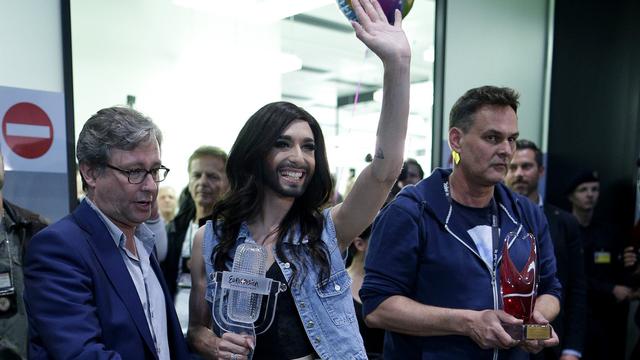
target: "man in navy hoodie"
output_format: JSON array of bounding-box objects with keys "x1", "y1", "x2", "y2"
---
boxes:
[{"x1": 361, "y1": 86, "x2": 562, "y2": 359}]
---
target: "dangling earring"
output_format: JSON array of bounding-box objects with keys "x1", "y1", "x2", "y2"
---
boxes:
[{"x1": 451, "y1": 150, "x2": 460, "y2": 165}]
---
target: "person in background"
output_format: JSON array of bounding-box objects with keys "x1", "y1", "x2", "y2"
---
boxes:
[
  {"x1": 188, "y1": 1, "x2": 411, "y2": 357},
  {"x1": 345, "y1": 168, "x2": 357, "y2": 196},
  {"x1": 505, "y1": 139, "x2": 587, "y2": 360},
  {"x1": 23, "y1": 106, "x2": 188, "y2": 359},
  {"x1": 347, "y1": 225, "x2": 384, "y2": 359},
  {"x1": 158, "y1": 186, "x2": 178, "y2": 223},
  {"x1": 0, "y1": 149, "x2": 48, "y2": 359},
  {"x1": 361, "y1": 86, "x2": 561, "y2": 359},
  {"x1": 327, "y1": 174, "x2": 344, "y2": 207},
  {"x1": 76, "y1": 168, "x2": 85, "y2": 203},
  {"x1": 397, "y1": 158, "x2": 424, "y2": 188},
  {"x1": 148, "y1": 198, "x2": 169, "y2": 263},
  {"x1": 161, "y1": 146, "x2": 228, "y2": 334},
  {"x1": 177, "y1": 186, "x2": 194, "y2": 214},
  {"x1": 386, "y1": 158, "x2": 425, "y2": 205},
  {"x1": 567, "y1": 170, "x2": 633, "y2": 359}
]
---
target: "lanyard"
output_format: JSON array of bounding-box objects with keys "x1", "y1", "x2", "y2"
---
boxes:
[
  {"x1": 0, "y1": 226, "x2": 16, "y2": 294},
  {"x1": 444, "y1": 180, "x2": 501, "y2": 271},
  {"x1": 490, "y1": 200, "x2": 500, "y2": 272}
]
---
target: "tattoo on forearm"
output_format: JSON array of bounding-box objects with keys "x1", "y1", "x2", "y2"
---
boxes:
[{"x1": 375, "y1": 147, "x2": 385, "y2": 159}]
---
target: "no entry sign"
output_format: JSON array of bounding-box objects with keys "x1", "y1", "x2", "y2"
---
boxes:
[
  {"x1": 2, "y1": 102, "x2": 53, "y2": 159},
  {"x1": 0, "y1": 86, "x2": 66, "y2": 174}
]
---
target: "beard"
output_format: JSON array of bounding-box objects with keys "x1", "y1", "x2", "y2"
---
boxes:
[
  {"x1": 263, "y1": 163, "x2": 312, "y2": 198},
  {"x1": 509, "y1": 178, "x2": 538, "y2": 197}
]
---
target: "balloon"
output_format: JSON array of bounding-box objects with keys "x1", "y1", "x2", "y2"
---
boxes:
[{"x1": 337, "y1": 0, "x2": 414, "y2": 24}]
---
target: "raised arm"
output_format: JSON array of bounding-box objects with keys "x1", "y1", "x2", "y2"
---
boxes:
[{"x1": 332, "y1": 0, "x2": 411, "y2": 250}]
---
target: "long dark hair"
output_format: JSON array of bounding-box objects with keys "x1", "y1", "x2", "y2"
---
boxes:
[{"x1": 212, "y1": 102, "x2": 333, "y2": 285}]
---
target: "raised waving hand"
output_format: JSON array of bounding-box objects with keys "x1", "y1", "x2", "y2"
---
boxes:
[{"x1": 351, "y1": 0, "x2": 411, "y2": 64}]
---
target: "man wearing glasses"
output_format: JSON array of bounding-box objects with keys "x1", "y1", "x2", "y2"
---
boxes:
[{"x1": 23, "y1": 107, "x2": 189, "y2": 359}]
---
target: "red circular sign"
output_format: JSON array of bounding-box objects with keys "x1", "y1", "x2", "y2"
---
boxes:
[{"x1": 2, "y1": 102, "x2": 53, "y2": 159}]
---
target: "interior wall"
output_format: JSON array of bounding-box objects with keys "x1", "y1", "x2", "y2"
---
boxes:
[
  {"x1": 436, "y1": 0, "x2": 550, "y2": 166},
  {"x1": 71, "y1": 0, "x2": 282, "y2": 192},
  {"x1": 0, "y1": 0, "x2": 71, "y2": 221},
  {"x1": 0, "y1": 1, "x2": 64, "y2": 92},
  {"x1": 547, "y1": 1, "x2": 640, "y2": 355},
  {"x1": 546, "y1": 0, "x2": 640, "y2": 227}
]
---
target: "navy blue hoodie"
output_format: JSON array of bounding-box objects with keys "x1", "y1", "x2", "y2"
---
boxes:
[{"x1": 361, "y1": 168, "x2": 562, "y2": 360}]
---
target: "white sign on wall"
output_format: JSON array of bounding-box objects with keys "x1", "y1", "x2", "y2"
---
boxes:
[{"x1": 0, "y1": 85, "x2": 67, "y2": 173}]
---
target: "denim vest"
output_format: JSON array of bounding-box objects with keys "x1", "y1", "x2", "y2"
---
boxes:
[{"x1": 203, "y1": 209, "x2": 367, "y2": 360}]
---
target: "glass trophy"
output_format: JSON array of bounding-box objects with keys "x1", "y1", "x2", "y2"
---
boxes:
[
  {"x1": 210, "y1": 243, "x2": 287, "y2": 359},
  {"x1": 500, "y1": 232, "x2": 551, "y2": 340}
]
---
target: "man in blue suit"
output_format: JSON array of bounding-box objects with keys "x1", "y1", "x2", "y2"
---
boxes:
[{"x1": 24, "y1": 107, "x2": 189, "y2": 359}]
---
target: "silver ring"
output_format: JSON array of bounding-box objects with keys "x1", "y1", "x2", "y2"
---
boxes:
[{"x1": 230, "y1": 353, "x2": 239, "y2": 360}]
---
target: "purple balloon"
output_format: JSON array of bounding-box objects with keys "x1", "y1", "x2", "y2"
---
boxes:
[{"x1": 337, "y1": 0, "x2": 414, "y2": 24}]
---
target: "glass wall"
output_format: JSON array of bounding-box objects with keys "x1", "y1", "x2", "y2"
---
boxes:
[{"x1": 71, "y1": 0, "x2": 436, "y2": 194}]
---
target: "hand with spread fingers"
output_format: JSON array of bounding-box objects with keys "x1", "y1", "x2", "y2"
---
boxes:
[{"x1": 350, "y1": 0, "x2": 411, "y2": 66}]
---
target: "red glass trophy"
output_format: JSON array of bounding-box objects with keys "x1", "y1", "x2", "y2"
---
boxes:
[{"x1": 500, "y1": 232, "x2": 551, "y2": 340}]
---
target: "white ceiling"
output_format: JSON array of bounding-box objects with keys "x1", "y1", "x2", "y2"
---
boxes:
[
  {"x1": 71, "y1": 0, "x2": 435, "y2": 114},
  {"x1": 280, "y1": 0, "x2": 435, "y2": 109}
]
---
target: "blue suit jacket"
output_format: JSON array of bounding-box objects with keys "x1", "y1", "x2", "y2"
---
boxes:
[{"x1": 23, "y1": 200, "x2": 189, "y2": 359}]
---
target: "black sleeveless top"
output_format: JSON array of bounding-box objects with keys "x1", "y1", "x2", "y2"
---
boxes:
[
  {"x1": 253, "y1": 263, "x2": 317, "y2": 359},
  {"x1": 353, "y1": 299, "x2": 385, "y2": 358}
]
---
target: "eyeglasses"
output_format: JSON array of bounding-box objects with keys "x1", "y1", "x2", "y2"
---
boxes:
[{"x1": 106, "y1": 164, "x2": 170, "y2": 184}]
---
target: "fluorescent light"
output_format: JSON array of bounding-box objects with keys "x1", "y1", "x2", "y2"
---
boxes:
[
  {"x1": 173, "y1": 0, "x2": 212, "y2": 11},
  {"x1": 266, "y1": 0, "x2": 334, "y2": 19},
  {"x1": 174, "y1": 0, "x2": 333, "y2": 22},
  {"x1": 373, "y1": 81, "x2": 433, "y2": 113},
  {"x1": 277, "y1": 53, "x2": 303, "y2": 73},
  {"x1": 423, "y1": 45, "x2": 435, "y2": 63},
  {"x1": 373, "y1": 88, "x2": 383, "y2": 103}
]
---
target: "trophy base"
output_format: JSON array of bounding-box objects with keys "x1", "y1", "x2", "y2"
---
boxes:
[{"x1": 503, "y1": 323, "x2": 552, "y2": 340}]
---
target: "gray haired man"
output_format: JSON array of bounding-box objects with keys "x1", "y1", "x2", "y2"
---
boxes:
[{"x1": 24, "y1": 107, "x2": 189, "y2": 359}]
